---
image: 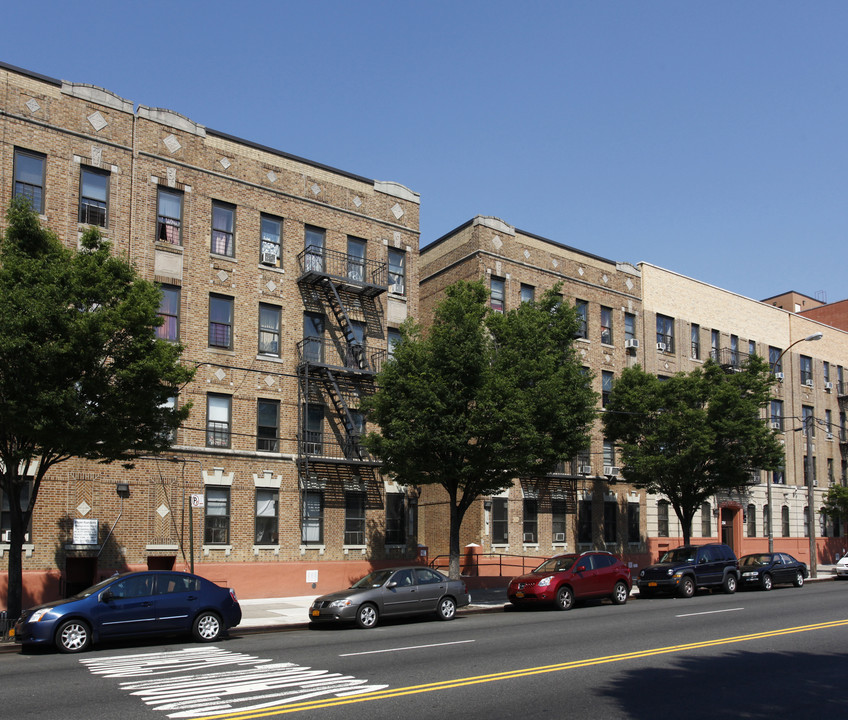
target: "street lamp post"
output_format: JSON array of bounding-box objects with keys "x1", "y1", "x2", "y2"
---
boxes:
[{"x1": 767, "y1": 332, "x2": 823, "y2": 558}]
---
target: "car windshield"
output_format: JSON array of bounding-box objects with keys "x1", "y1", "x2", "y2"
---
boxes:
[
  {"x1": 660, "y1": 548, "x2": 697, "y2": 563},
  {"x1": 351, "y1": 570, "x2": 395, "y2": 589},
  {"x1": 534, "y1": 556, "x2": 577, "y2": 573},
  {"x1": 71, "y1": 574, "x2": 128, "y2": 599},
  {"x1": 740, "y1": 554, "x2": 771, "y2": 567}
]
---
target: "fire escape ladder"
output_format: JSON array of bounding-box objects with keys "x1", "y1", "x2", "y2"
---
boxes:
[
  {"x1": 322, "y1": 368, "x2": 361, "y2": 459},
  {"x1": 321, "y1": 278, "x2": 369, "y2": 371}
]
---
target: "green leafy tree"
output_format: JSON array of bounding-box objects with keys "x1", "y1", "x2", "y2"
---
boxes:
[
  {"x1": 0, "y1": 199, "x2": 194, "y2": 618},
  {"x1": 823, "y1": 485, "x2": 848, "y2": 533},
  {"x1": 363, "y1": 280, "x2": 597, "y2": 577},
  {"x1": 602, "y1": 356, "x2": 784, "y2": 546}
]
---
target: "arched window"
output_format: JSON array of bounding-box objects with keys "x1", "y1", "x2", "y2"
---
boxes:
[
  {"x1": 747, "y1": 504, "x2": 756, "y2": 537},
  {"x1": 658, "y1": 500, "x2": 669, "y2": 537}
]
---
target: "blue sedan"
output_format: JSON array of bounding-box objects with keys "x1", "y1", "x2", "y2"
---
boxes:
[{"x1": 13, "y1": 570, "x2": 241, "y2": 653}]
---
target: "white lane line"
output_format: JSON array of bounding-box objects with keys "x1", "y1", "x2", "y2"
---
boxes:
[
  {"x1": 676, "y1": 608, "x2": 745, "y2": 618},
  {"x1": 339, "y1": 639, "x2": 475, "y2": 657}
]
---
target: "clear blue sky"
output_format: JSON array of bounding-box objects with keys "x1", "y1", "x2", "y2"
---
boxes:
[{"x1": 4, "y1": 1, "x2": 847, "y2": 303}]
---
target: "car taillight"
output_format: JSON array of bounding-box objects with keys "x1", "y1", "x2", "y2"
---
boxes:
[{"x1": 229, "y1": 588, "x2": 238, "y2": 602}]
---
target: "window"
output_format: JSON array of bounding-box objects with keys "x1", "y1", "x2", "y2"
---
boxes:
[
  {"x1": 490, "y1": 277, "x2": 505, "y2": 313},
  {"x1": 825, "y1": 409, "x2": 833, "y2": 437},
  {"x1": 603, "y1": 439, "x2": 615, "y2": 468},
  {"x1": 749, "y1": 339, "x2": 757, "y2": 356},
  {"x1": 803, "y1": 506, "x2": 810, "y2": 537},
  {"x1": 828, "y1": 458, "x2": 835, "y2": 485},
  {"x1": 79, "y1": 167, "x2": 108, "y2": 226},
  {"x1": 770, "y1": 400, "x2": 783, "y2": 431},
  {"x1": 763, "y1": 504, "x2": 770, "y2": 538},
  {"x1": 772, "y1": 467, "x2": 785, "y2": 485},
  {"x1": 211, "y1": 202, "x2": 235, "y2": 257},
  {"x1": 14, "y1": 148, "x2": 45, "y2": 213},
  {"x1": 260, "y1": 214, "x2": 282, "y2": 265},
  {"x1": 344, "y1": 492, "x2": 366, "y2": 545},
  {"x1": 730, "y1": 335, "x2": 739, "y2": 368},
  {"x1": 492, "y1": 497, "x2": 508, "y2": 543},
  {"x1": 600, "y1": 306, "x2": 613, "y2": 344},
  {"x1": 520, "y1": 284, "x2": 535, "y2": 304},
  {"x1": 388, "y1": 328, "x2": 401, "y2": 359},
  {"x1": 769, "y1": 346, "x2": 783, "y2": 375},
  {"x1": 255, "y1": 489, "x2": 278, "y2": 544},
  {"x1": 627, "y1": 503, "x2": 640, "y2": 543},
  {"x1": 800, "y1": 355, "x2": 813, "y2": 385},
  {"x1": 602, "y1": 371, "x2": 614, "y2": 409},
  {"x1": 658, "y1": 500, "x2": 669, "y2": 537},
  {"x1": 208, "y1": 295, "x2": 234, "y2": 349},
  {"x1": 388, "y1": 248, "x2": 405, "y2": 294},
  {"x1": 303, "y1": 403, "x2": 323, "y2": 455},
  {"x1": 1, "y1": 482, "x2": 31, "y2": 541},
  {"x1": 302, "y1": 312, "x2": 325, "y2": 364},
  {"x1": 257, "y1": 399, "x2": 279, "y2": 452},
  {"x1": 204, "y1": 487, "x2": 230, "y2": 544},
  {"x1": 156, "y1": 286, "x2": 180, "y2": 342},
  {"x1": 552, "y1": 499, "x2": 567, "y2": 543},
  {"x1": 523, "y1": 498, "x2": 538, "y2": 543},
  {"x1": 575, "y1": 300, "x2": 588, "y2": 339},
  {"x1": 386, "y1": 492, "x2": 406, "y2": 545},
  {"x1": 258, "y1": 304, "x2": 281, "y2": 356},
  {"x1": 302, "y1": 491, "x2": 323, "y2": 544},
  {"x1": 656, "y1": 314, "x2": 674, "y2": 352},
  {"x1": 747, "y1": 504, "x2": 756, "y2": 537},
  {"x1": 782, "y1": 506, "x2": 790, "y2": 537},
  {"x1": 691, "y1": 324, "x2": 700, "y2": 360},
  {"x1": 206, "y1": 394, "x2": 231, "y2": 448},
  {"x1": 803, "y1": 405, "x2": 815, "y2": 437},
  {"x1": 577, "y1": 500, "x2": 592, "y2": 544},
  {"x1": 701, "y1": 502, "x2": 711, "y2": 537},
  {"x1": 603, "y1": 501, "x2": 617, "y2": 543},
  {"x1": 304, "y1": 225, "x2": 325, "y2": 272},
  {"x1": 157, "y1": 187, "x2": 182, "y2": 244},
  {"x1": 710, "y1": 330, "x2": 720, "y2": 360},
  {"x1": 347, "y1": 236, "x2": 366, "y2": 283},
  {"x1": 625, "y1": 313, "x2": 636, "y2": 342}
]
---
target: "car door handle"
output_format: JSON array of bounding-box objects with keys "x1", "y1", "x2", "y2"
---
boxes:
[
  {"x1": 142, "y1": 602, "x2": 152, "y2": 607},
  {"x1": 186, "y1": 595, "x2": 197, "y2": 601}
]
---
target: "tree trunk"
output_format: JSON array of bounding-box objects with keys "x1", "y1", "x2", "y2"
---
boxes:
[{"x1": 5, "y1": 505, "x2": 25, "y2": 619}]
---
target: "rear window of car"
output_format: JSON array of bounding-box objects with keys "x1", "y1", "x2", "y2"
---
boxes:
[{"x1": 157, "y1": 573, "x2": 201, "y2": 594}]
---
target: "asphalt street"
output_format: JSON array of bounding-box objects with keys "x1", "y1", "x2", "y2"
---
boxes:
[{"x1": 2, "y1": 580, "x2": 846, "y2": 720}]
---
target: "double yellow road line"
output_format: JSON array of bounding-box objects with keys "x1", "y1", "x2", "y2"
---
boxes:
[{"x1": 200, "y1": 618, "x2": 848, "y2": 719}]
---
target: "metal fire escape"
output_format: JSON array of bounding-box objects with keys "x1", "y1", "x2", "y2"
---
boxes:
[{"x1": 295, "y1": 245, "x2": 388, "y2": 498}]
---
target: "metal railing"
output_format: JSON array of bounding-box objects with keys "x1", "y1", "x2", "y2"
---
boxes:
[
  {"x1": 297, "y1": 246, "x2": 388, "y2": 292},
  {"x1": 296, "y1": 337, "x2": 386, "y2": 374},
  {"x1": 429, "y1": 552, "x2": 543, "y2": 577}
]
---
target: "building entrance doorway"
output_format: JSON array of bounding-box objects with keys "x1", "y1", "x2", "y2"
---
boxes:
[
  {"x1": 64, "y1": 557, "x2": 97, "y2": 598},
  {"x1": 147, "y1": 555, "x2": 175, "y2": 571},
  {"x1": 720, "y1": 507, "x2": 738, "y2": 551}
]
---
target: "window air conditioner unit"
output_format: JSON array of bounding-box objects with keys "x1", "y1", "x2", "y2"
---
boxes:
[
  {"x1": 603, "y1": 466, "x2": 620, "y2": 477},
  {"x1": 656, "y1": 342, "x2": 667, "y2": 352},
  {"x1": 523, "y1": 533, "x2": 535, "y2": 543},
  {"x1": 805, "y1": 379, "x2": 813, "y2": 387},
  {"x1": 0, "y1": 530, "x2": 10, "y2": 542},
  {"x1": 771, "y1": 421, "x2": 782, "y2": 430},
  {"x1": 825, "y1": 382, "x2": 833, "y2": 392},
  {"x1": 554, "y1": 533, "x2": 566, "y2": 542},
  {"x1": 625, "y1": 338, "x2": 639, "y2": 349},
  {"x1": 774, "y1": 372, "x2": 784, "y2": 381},
  {"x1": 579, "y1": 465, "x2": 592, "y2": 475},
  {"x1": 261, "y1": 252, "x2": 278, "y2": 266},
  {"x1": 827, "y1": 433, "x2": 834, "y2": 440}
]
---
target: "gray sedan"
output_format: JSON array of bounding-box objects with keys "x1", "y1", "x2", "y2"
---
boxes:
[{"x1": 309, "y1": 566, "x2": 470, "y2": 628}]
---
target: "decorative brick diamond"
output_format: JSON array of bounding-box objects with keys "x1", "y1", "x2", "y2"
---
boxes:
[
  {"x1": 311, "y1": 183, "x2": 321, "y2": 195},
  {"x1": 602, "y1": 274, "x2": 609, "y2": 284},
  {"x1": 391, "y1": 203, "x2": 403, "y2": 219},
  {"x1": 77, "y1": 501, "x2": 91, "y2": 516},
  {"x1": 578, "y1": 267, "x2": 585, "y2": 276},
  {"x1": 215, "y1": 369, "x2": 227, "y2": 381},
  {"x1": 552, "y1": 259, "x2": 559, "y2": 268},
  {"x1": 523, "y1": 250, "x2": 530, "y2": 259},
  {"x1": 26, "y1": 98, "x2": 40, "y2": 113},
  {"x1": 264, "y1": 376, "x2": 275, "y2": 386},
  {"x1": 267, "y1": 171, "x2": 277, "y2": 183},
  {"x1": 265, "y1": 280, "x2": 277, "y2": 292},
  {"x1": 163, "y1": 134, "x2": 181, "y2": 153},
  {"x1": 217, "y1": 270, "x2": 229, "y2": 282},
  {"x1": 492, "y1": 236, "x2": 503, "y2": 250},
  {"x1": 88, "y1": 111, "x2": 107, "y2": 131},
  {"x1": 157, "y1": 504, "x2": 170, "y2": 518},
  {"x1": 626, "y1": 278, "x2": 634, "y2": 291},
  {"x1": 220, "y1": 158, "x2": 231, "y2": 170},
  {"x1": 353, "y1": 196, "x2": 362, "y2": 208}
]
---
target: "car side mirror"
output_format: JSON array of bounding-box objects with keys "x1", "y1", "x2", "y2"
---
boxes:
[
  {"x1": 387, "y1": 581, "x2": 397, "y2": 589},
  {"x1": 575, "y1": 565, "x2": 586, "y2": 573},
  {"x1": 101, "y1": 590, "x2": 114, "y2": 602},
  {"x1": 698, "y1": 557, "x2": 708, "y2": 564}
]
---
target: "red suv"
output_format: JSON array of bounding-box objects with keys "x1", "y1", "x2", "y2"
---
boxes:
[{"x1": 508, "y1": 551, "x2": 632, "y2": 611}]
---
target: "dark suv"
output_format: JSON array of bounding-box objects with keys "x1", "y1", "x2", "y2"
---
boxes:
[{"x1": 637, "y1": 543, "x2": 739, "y2": 598}]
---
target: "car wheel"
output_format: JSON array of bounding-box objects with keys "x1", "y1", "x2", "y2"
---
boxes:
[
  {"x1": 192, "y1": 611, "x2": 223, "y2": 642},
  {"x1": 356, "y1": 603, "x2": 379, "y2": 629},
  {"x1": 436, "y1": 596, "x2": 457, "y2": 620},
  {"x1": 761, "y1": 573, "x2": 773, "y2": 591},
  {"x1": 678, "y1": 576, "x2": 695, "y2": 598},
  {"x1": 611, "y1": 581, "x2": 629, "y2": 605},
  {"x1": 555, "y1": 586, "x2": 574, "y2": 611},
  {"x1": 55, "y1": 619, "x2": 91, "y2": 653},
  {"x1": 793, "y1": 571, "x2": 805, "y2": 588},
  {"x1": 722, "y1": 574, "x2": 737, "y2": 594}
]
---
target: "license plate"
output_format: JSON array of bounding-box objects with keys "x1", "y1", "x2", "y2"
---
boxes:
[
  {"x1": 648, "y1": 582, "x2": 657, "y2": 587},
  {"x1": 311, "y1": 610, "x2": 320, "y2": 617},
  {"x1": 8, "y1": 628, "x2": 14, "y2": 638},
  {"x1": 515, "y1": 591, "x2": 524, "y2": 598}
]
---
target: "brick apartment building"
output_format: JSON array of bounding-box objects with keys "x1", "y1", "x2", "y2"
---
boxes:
[{"x1": 0, "y1": 61, "x2": 421, "y2": 605}]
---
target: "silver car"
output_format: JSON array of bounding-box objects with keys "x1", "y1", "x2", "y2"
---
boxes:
[{"x1": 309, "y1": 566, "x2": 470, "y2": 628}]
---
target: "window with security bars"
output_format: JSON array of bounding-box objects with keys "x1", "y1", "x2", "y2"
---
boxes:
[
  {"x1": 254, "y1": 489, "x2": 278, "y2": 544},
  {"x1": 79, "y1": 167, "x2": 108, "y2": 226},
  {"x1": 523, "y1": 498, "x2": 538, "y2": 543},
  {"x1": 206, "y1": 394, "x2": 231, "y2": 448},
  {"x1": 204, "y1": 487, "x2": 230, "y2": 544},
  {"x1": 256, "y1": 399, "x2": 279, "y2": 452},
  {"x1": 552, "y1": 499, "x2": 567, "y2": 543},
  {"x1": 156, "y1": 187, "x2": 182, "y2": 244},
  {"x1": 14, "y1": 148, "x2": 45, "y2": 213},
  {"x1": 344, "y1": 492, "x2": 366, "y2": 545},
  {"x1": 1, "y1": 482, "x2": 32, "y2": 541},
  {"x1": 211, "y1": 202, "x2": 235, "y2": 257}
]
